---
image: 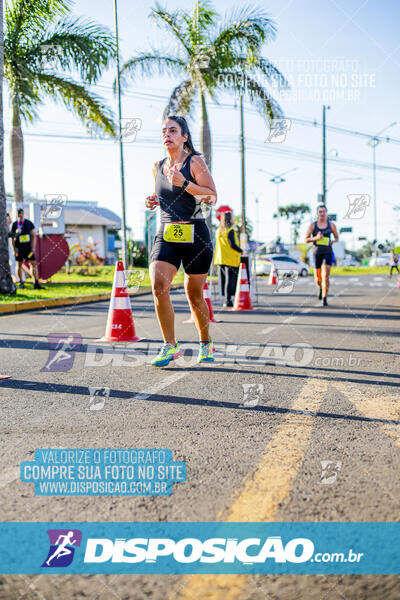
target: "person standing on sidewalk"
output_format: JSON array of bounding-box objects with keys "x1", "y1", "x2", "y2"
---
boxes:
[
  {"x1": 11, "y1": 209, "x2": 42, "y2": 289},
  {"x1": 388, "y1": 249, "x2": 399, "y2": 278},
  {"x1": 214, "y1": 211, "x2": 243, "y2": 307},
  {"x1": 305, "y1": 204, "x2": 338, "y2": 306}
]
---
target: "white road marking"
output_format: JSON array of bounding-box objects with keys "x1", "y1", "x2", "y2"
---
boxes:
[{"x1": 132, "y1": 372, "x2": 188, "y2": 400}]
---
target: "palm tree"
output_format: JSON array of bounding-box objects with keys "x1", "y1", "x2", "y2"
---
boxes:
[
  {"x1": 119, "y1": 0, "x2": 287, "y2": 176},
  {"x1": 275, "y1": 203, "x2": 311, "y2": 245},
  {"x1": 0, "y1": 0, "x2": 15, "y2": 294},
  {"x1": 4, "y1": 0, "x2": 116, "y2": 210}
]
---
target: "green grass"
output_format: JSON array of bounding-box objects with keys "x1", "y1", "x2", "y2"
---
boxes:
[
  {"x1": 308, "y1": 265, "x2": 392, "y2": 276},
  {"x1": 0, "y1": 267, "x2": 185, "y2": 303}
]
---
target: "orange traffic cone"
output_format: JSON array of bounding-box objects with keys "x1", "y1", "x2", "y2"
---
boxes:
[
  {"x1": 268, "y1": 262, "x2": 278, "y2": 285},
  {"x1": 99, "y1": 261, "x2": 141, "y2": 342},
  {"x1": 231, "y1": 262, "x2": 253, "y2": 311},
  {"x1": 183, "y1": 279, "x2": 220, "y2": 323}
]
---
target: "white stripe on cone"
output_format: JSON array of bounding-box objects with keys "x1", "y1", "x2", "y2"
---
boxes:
[
  {"x1": 110, "y1": 296, "x2": 131, "y2": 310},
  {"x1": 113, "y1": 270, "x2": 126, "y2": 288}
]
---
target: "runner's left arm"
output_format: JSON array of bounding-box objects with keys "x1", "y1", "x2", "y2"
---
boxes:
[
  {"x1": 167, "y1": 156, "x2": 217, "y2": 204},
  {"x1": 330, "y1": 223, "x2": 339, "y2": 245},
  {"x1": 30, "y1": 225, "x2": 36, "y2": 254}
]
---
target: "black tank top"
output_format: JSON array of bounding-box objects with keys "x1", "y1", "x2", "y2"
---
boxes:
[
  {"x1": 312, "y1": 220, "x2": 332, "y2": 254},
  {"x1": 155, "y1": 153, "x2": 204, "y2": 223}
]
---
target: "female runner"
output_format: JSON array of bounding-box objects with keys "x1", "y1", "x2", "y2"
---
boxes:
[{"x1": 145, "y1": 115, "x2": 217, "y2": 366}]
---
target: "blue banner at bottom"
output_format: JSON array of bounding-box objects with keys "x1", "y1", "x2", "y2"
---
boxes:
[{"x1": 0, "y1": 522, "x2": 398, "y2": 574}]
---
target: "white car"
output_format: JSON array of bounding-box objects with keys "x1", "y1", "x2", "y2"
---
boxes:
[
  {"x1": 341, "y1": 256, "x2": 359, "y2": 267},
  {"x1": 369, "y1": 253, "x2": 391, "y2": 267},
  {"x1": 255, "y1": 254, "x2": 309, "y2": 277}
]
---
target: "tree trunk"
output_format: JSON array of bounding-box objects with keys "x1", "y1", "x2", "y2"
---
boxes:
[
  {"x1": 11, "y1": 99, "x2": 24, "y2": 215},
  {"x1": 199, "y1": 91, "x2": 212, "y2": 232},
  {"x1": 0, "y1": 0, "x2": 16, "y2": 294}
]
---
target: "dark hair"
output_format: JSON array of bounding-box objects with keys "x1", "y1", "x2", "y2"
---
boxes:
[
  {"x1": 164, "y1": 115, "x2": 201, "y2": 156},
  {"x1": 17, "y1": 208, "x2": 24, "y2": 215},
  {"x1": 219, "y1": 211, "x2": 233, "y2": 231}
]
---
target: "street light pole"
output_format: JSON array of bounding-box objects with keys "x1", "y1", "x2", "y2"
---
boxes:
[
  {"x1": 239, "y1": 95, "x2": 247, "y2": 251},
  {"x1": 258, "y1": 168, "x2": 297, "y2": 243},
  {"x1": 114, "y1": 0, "x2": 128, "y2": 268},
  {"x1": 322, "y1": 105, "x2": 330, "y2": 207},
  {"x1": 367, "y1": 121, "x2": 397, "y2": 253}
]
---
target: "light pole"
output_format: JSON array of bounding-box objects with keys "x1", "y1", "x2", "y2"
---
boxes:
[
  {"x1": 322, "y1": 105, "x2": 331, "y2": 207},
  {"x1": 258, "y1": 168, "x2": 297, "y2": 240},
  {"x1": 367, "y1": 121, "x2": 397, "y2": 252},
  {"x1": 114, "y1": 0, "x2": 128, "y2": 268}
]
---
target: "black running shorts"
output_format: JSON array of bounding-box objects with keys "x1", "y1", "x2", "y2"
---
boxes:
[
  {"x1": 15, "y1": 247, "x2": 35, "y2": 262},
  {"x1": 150, "y1": 221, "x2": 213, "y2": 274},
  {"x1": 314, "y1": 251, "x2": 333, "y2": 269}
]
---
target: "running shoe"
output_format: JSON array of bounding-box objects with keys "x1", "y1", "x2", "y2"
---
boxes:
[
  {"x1": 19, "y1": 282, "x2": 25, "y2": 289},
  {"x1": 322, "y1": 297, "x2": 328, "y2": 307},
  {"x1": 151, "y1": 342, "x2": 182, "y2": 367},
  {"x1": 197, "y1": 340, "x2": 215, "y2": 363},
  {"x1": 318, "y1": 287, "x2": 322, "y2": 300}
]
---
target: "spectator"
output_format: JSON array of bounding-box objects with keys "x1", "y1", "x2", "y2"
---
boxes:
[
  {"x1": 388, "y1": 249, "x2": 399, "y2": 278},
  {"x1": 214, "y1": 211, "x2": 243, "y2": 307},
  {"x1": 11, "y1": 208, "x2": 43, "y2": 289}
]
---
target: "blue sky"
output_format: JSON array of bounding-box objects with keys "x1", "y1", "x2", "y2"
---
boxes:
[{"x1": 4, "y1": 0, "x2": 400, "y2": 246}]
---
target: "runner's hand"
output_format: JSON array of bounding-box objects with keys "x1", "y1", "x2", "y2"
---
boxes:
[
  {"x1": 166, "y1": 164, "x2": 185, "y2": 187},
  {"x1": 316, "y1": 231, "x2": 323, "y2": 240},
  {"x1": 145, "y1": 194, "x2": 159, "y2": 210},
  {"x1": 195, "y1": 194, "x2": 217, "y2": 206}
]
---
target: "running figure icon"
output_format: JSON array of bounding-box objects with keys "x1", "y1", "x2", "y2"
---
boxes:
[{"x1": 45, "y1": 531, "x2": 77, "y2": 566}]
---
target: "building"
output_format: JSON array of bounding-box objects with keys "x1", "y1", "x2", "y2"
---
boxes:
[
  {"x1": 7, "y1": 198, "x2": 122, "y2": 264},
  {"x1": 64, "y1": 200, "x2": 122, "y2": 264}
]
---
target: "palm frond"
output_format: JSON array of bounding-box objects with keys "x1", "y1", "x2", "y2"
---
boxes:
[
  {"x1": 36, "y1": 73, "x2": 116, "y2": 136},
  {"x1": 163, "y1": 80, "x2": 197, "y2": 119},
  {"x1": 213, "y1": 5, "x2": 276, "y2": 55},
  {"x1": 182, "y1": 0, "x2": 216, "y2": 48},
  {"x1": 232, "y1": 56, "x2": 289, "y2": 90},
  {"x1": 25, "y1": 16, "x2": 115, "y2": 83},
  {"x1": 151, "y1": 2, "x2": 192, "y2": 55},
  {"x1": 218, "y1": 71, "x2": 283, "y2": 122},
  {"x1": 119, "y1": 51, "x2": 186, "y2": 90},
  {"x1": 6, "y1": 0, "x2": 71, "y2": 42}
]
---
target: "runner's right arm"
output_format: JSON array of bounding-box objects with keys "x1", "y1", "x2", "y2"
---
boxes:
[
  {"x1": 305, "y1": 223, "x2": 322, "y2": 243},
  {"x1": 145, "y1": 161, "x2": 159, "y2": 209}
]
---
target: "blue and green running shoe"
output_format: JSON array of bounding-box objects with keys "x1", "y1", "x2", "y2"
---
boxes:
[
  {"x1": 197, "y1": 340, "x2": 215, "y2": 363},
  {"x1": 151, "y1": 341, "x2": 182, "y2": 367}
]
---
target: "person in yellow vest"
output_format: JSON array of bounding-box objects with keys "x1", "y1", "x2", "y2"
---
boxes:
[{"x1": 214, "y1": 212, "x2": 243, "y2": 307}]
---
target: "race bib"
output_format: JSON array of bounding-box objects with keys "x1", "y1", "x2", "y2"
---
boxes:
[
  {"x1": 19, "y1": 234, "x2": 30, "y2": 243},
  {"x1": 316, "y1": 236, "x2": 329, "y2": 246},
  {"x1": 163, "y1": 223, "x2": 193, "y2": 243}
]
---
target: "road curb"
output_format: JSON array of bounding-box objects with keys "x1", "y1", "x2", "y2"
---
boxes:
[{"x1": 0, "y1": 283, "x2": 184, "y2": 316}]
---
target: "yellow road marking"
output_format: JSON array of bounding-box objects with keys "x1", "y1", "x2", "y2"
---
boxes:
[
  {"x1": 335, "y1": 381, "x2": 400, "y2": 448},
  {"x1": 171, "y1": 377, "x2": 329, "y2": 600}
]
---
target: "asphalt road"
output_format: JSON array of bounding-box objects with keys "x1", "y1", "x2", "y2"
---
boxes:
[{"x1": 0, "y1": 274, "x2": 399, "y2": 599}]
